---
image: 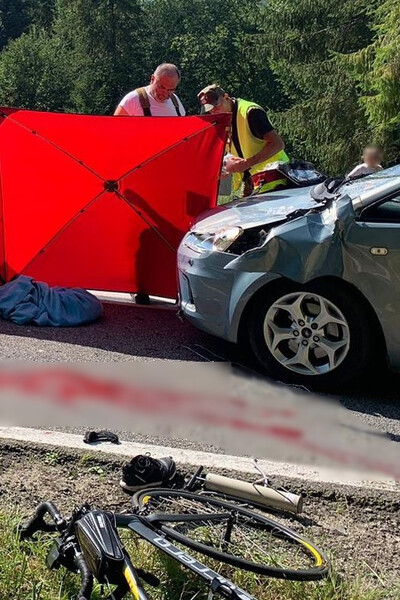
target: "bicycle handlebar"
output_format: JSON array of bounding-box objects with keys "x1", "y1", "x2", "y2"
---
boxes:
[
  {"x1": 74, "y1": 552, "x2": 94, "y2": 600},
  {"x1": 18, "y1": 501, "x2": 67, "y2": 539},
  {"x1": 19, "y1": 502, "x2": 257, "y2": 600}
]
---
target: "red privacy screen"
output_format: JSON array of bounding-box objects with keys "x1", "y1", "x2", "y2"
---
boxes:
[{"x1": 0, "y1": 108, "x2": 230, "y2": 298}]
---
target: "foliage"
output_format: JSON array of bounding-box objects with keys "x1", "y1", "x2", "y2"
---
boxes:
[
  {"x1": 0, "y1": 0, "x2": 55, "y2": 49},
  {"x1": 264, "y1": 0, "x2": 377, "y2": 173},
  {"x1": 345, "y1": 1, "x2": 400, "y2": 161},
  {"x1": 141, "y1": 0, "x2": 285, "y2": 114},
  {"x1": 0, "y1": 0, "x2": 398, "y2": 172},
  {"x1": 0, "y1": 0, "x2": 31, "y2": 50},
  {"x1": 52, "y1": 0, "x2": 145, "y2": 114},
  {"x1": 0, "y1": 26, "x2": 73, "y2": 111}
]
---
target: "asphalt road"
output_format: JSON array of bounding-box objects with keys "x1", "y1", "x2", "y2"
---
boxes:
[{"x1": 0, "y1": 301, "x2": 399, "y2": 443}]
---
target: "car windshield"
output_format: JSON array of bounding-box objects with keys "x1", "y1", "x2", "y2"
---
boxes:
[{"x1": 338, "y1": 165, "x2": 400, "y2": 200}]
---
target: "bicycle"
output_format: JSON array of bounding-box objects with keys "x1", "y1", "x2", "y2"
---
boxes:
[
  {"x1": 132, "y1": 487, "x2": 328, "y2": 581},
  {"x1": 18, "y1": 500, "x2": 258, "y2": 600},
  {"x1": 18, "y1": 489, "x2": 329, "y2": 600}
]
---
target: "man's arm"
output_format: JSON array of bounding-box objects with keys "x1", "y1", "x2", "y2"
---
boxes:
[
  {"x1": 114, "y1": 105, "x2": 130, "y2": 116},
  {"x1": 225, "y1": 107, "x2": 285, "y2": 173},
  {"x1": 225, "y1": 131, "x2": 285, "y2": 173},
  {"x1": 244, "y1": 130, "x2": 285, "y2": 169}
]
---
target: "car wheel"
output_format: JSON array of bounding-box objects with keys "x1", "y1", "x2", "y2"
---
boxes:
[{"x1": 246, "y1": 280, "x2": 376, "y2": 389}]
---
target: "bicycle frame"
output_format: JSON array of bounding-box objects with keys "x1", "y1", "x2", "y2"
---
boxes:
[
  {"x1": 117, "y1": 513, "x2": 256, "y2": 600},
  {"x1": 18, "y1": 502, "x2": 257, "y2": 600}
]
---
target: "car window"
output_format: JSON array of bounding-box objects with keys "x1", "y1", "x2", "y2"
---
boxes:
[{"x1": 362, "y1": 195, "x2": 400, "y2": 222}]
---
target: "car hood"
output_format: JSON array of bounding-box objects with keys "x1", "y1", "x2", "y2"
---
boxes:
[{"x1": 193, "y1": 187, "x2": 326, "y2": 233}]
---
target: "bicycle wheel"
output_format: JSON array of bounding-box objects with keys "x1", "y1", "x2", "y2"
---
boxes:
[{"x1": 133, "y1": 488, "x2": 329, "y2": 581}]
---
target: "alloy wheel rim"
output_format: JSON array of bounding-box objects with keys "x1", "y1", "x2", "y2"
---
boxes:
[{"x1": 264, "y1": 291, "x2": 350, "y2": 376}]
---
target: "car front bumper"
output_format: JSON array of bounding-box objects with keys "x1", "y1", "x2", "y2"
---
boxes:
[
  {"x1": 177, "y1": 242, "x2": 280, "y2": 342},
  {"x1": 177, "y1": 242, "x2": 237, "y2": 339}
]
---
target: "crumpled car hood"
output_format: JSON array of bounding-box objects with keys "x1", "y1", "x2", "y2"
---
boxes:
[
  {"x1": 225, "y1": 196, "x2": 356, "y2": 284},
  {"x1": 193, "y1": 187, "x2": 325, "y2": 233}
]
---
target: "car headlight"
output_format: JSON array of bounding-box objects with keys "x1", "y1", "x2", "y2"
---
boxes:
[
  {"x1": 184, "y1": 226, "x2": 243, "y2": 253},
  {"x1": 211, "y1": 226, "x2": 243, "y2": 252}
]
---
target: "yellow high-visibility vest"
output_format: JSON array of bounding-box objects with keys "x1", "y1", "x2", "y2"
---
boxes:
[{"x1": 231, "y1": 98, "x2": 289, "y2": 191}]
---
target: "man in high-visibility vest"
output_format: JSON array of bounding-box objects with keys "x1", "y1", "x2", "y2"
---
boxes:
[{"x1": 198, "y1": 84, "x2": 289, "y2": 196}]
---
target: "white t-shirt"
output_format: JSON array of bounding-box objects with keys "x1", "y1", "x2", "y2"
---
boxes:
[
  {"x1": 118, "y1": 85, "x2": 186, "y2": 117},
  {"x1": 347, "y1": 163, "x2": 383, "y2": 178}
]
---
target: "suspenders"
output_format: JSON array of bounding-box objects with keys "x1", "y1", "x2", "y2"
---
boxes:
[{"x1": 136, "y1": 87, "x2": 181, "y2": 116}]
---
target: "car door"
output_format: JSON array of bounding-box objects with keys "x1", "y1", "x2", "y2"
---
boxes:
[{"x1": 344, "y1": 193, "x2": 400, "y2": 369}]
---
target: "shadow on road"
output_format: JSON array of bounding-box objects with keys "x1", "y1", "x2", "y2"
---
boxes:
[{"x1": 0, "y1": 302, "x2": 240, "y2": 362}]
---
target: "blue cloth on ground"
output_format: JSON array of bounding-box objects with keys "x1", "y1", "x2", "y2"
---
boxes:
[{"x1": 0, "y1": 275, "x2": 103, "y2": 326}]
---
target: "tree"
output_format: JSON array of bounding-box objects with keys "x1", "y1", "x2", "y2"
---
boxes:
[
  {"x1": 27, "y1": 0, "x2": 56, "y2": 29},
  {"x1": 346, "y1": 0, "x2": 400, "y2": 161},
  {"x1": 141, "y1": 0, "x2": 286, "y2": 115},
  {"x1": 264, "y1": 0, "x2": 377, "y2": 174},
  {"x1": 0, "y1": 0, "x2": 31, "y2": 50},
  {"x1": 0, "y1": 26, "x2": 73, "y2": 111},
  {"x1": 0, "y1": 0, "x2": 55, "y2": 49},
  {"x1": 53, "y1": 0, "x2": 145, "y2": 114}
]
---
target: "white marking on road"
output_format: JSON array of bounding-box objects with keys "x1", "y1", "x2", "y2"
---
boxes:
[{"x1": 0, "y1": 426, "x2": 398, "y2": 492}]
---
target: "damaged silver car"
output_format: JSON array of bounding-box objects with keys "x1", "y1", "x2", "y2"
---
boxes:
[{"x1": 178, "y1": 165, "x2": 400, "y2": 388}]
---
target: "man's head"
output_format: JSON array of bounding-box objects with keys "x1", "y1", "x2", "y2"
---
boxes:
[
  {"x1": 150, "y1": 63, "x2": 181, "y2": 102},
  {"x1": 197, "y1": 84, "x2": 232, "y2": 114},
  {"x1": 362, "y1": 144, "x2": 383, "y2": 168}
]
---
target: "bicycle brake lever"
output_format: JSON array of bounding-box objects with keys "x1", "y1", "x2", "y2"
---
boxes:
[{"x1": 46, "y1": 539, "x2": 63, "y2": 569}]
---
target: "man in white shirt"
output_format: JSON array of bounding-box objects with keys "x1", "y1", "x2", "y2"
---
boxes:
[
  {"x1": 114, "y1": 63, "x2": 185, "y2": 305},
  {"x1": 114, "y1": 63, "x2": 186, "y2": 117},
  {"x1": 347, "y1": 145, "x2": 384, "y2": 179}
]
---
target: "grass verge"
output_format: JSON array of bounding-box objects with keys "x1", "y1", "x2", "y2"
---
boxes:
[{"x1": 1, "y1": 510, "x2": 397, "y2": 600}]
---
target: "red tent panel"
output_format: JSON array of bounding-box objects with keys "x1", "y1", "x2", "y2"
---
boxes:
[{"x1": 0, "y1": 108, "x2": 230, "y2": 297}]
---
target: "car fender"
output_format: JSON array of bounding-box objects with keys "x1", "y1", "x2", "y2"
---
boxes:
[
  {"x1": 224, "y1": 197, "x2": 355, "y2": 284},
  {"x1": 227, "y1": 271, "x2": 282, "y2": 342}
]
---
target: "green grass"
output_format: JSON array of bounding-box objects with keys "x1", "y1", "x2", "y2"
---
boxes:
[
  {"x1": 1, "y1": 511, "x2": 397, "y2": 600},
  {"x1": 43, "y1": 452, "x2": 61, "y2": 466}
]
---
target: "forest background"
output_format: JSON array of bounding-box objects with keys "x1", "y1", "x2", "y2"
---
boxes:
[{"x1": 0, "y1": 0, "x2": 398, "y2": 174}]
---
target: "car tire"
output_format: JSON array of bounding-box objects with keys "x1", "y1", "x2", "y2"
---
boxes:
[{"x1": 245, "y1": 279, "x2": 377, "y2": 390}]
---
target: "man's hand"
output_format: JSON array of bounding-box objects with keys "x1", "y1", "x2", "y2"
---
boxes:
[{"x1": 224, "y1": 156, "x2": 249, "y2": 173}]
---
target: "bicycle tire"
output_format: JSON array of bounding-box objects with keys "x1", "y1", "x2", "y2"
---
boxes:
[{"x1": 132, "y1": 488, "x2": 329, "y2": 581}]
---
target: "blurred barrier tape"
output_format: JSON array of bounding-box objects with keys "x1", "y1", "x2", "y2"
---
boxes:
[{"x1": 0, "y1": 362, "x2": 398, "y2": 479}]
